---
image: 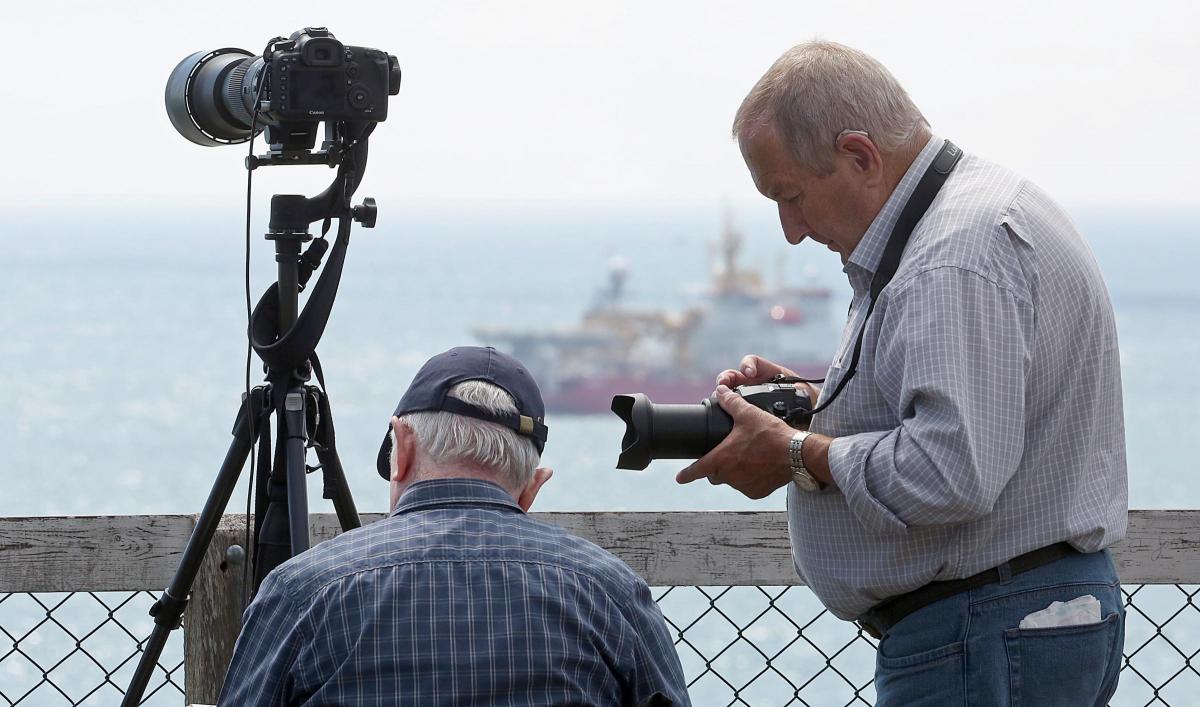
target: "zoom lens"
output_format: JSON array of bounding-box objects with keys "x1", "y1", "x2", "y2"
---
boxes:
[
  {"x1": 165, "y1": 48, "x2": 265, "y2": 146},
  {"x1": 611, "y1": 393, "x2": 733, "y2": 470}
]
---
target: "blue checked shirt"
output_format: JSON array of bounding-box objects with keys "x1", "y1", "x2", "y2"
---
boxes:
[
  {"x1": 218, "y1": 478, "x2": 690, "y2": 706},
  {"x1": 790, "y1": 136, "x2": 1128, "y2": 619}
]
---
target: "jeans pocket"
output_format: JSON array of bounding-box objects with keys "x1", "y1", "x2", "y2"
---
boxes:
[
  {"x1": 1004, "y1": 611, "x2": 1121, "y2": 707},
  {"x1": 878, "y1": 640, "x2": 965, "y2": 671},
  {"x1": 875, "y1": 641, "x2": 965, "y2": 706}
]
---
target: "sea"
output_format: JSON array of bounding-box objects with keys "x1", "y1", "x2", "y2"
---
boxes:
[{"x1": 2, "y1": 197, "x2": 1198, "y2": 704}]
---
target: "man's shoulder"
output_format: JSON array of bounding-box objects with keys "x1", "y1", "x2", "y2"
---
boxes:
[
  {"x1": 912, "y1": 154, "x2": 1024, "y2": 261},
  {"x1": 524, "y1": 514, "x2": 647, "y2": 595},
  {"x1": 267, "y1": 507, "x2": 645, "y2": 604},
  {"x1": 895, "y1": 153, "x2": 1060, "y2": 298}
]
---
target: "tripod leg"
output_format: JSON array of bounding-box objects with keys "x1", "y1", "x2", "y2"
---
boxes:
[
  {"x1": 283, "y1": 388, "x2": 311, "y2": 553},
  {"x1": 310, "y1": 386, "x2": 362, "y2": 532},
  {"x1": 121, "y1": 387, "x2": 273, "y2": 707},
  {"x1": 314, "y1": 444, "x2": 362, "y2": 532}
]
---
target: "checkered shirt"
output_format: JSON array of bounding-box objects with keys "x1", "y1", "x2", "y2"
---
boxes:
[
  {"x1": 790, "y1": 136, "x2": 1128, "y2": 619},
  {"x1": 218, "y1": 478, "x2": 690, "y2": 706}
]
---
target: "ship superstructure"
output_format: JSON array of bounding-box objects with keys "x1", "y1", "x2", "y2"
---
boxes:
[{"x1": 475, "y1": 220, "x2": 836, "y2": 412}]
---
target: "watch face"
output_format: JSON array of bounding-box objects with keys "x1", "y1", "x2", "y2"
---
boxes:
[{"x1": 793, "y1": 472, "x2": 820, "y2": 493}]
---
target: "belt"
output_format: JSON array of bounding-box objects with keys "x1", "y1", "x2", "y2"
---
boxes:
[{"x1": 855, "y1": 542, "x2": 1078, "y2": 640}]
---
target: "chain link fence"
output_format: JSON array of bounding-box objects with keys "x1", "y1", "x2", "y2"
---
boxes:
[
  {"x1": 655, "y1": 584, "x2": 1200, "y2": 706},
  {"x1": 0, "y1": 592, "x2": 182, "y2": 706},
  {"x1": 1, "y1": 584, "x2": 1196, "y2": 705}
]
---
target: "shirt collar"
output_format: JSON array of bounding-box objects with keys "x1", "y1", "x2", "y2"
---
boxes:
[
  {"x1": 390, "y1": 477, "x2": 524, "y2": 517},
  {"x1": 845, "y1": 135, "x2": 943, "y2": 286}
]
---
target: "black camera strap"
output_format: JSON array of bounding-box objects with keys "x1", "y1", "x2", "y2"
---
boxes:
[{"x1": 805, "y1": 139, "x2": 962, "y2": 416}]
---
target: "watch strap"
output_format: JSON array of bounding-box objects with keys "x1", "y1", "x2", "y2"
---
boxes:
[{"x1": 789, "y1": 431, "x2": 819, "y2": 492}]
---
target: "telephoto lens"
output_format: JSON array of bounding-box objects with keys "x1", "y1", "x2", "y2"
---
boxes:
[
  {"x1": 611, "y1": 382, "x2": 813, "y2": 470},
  {"x1": 165, "y1": 48, "x2": 263, "y2": 146},
  {"x1": 165, "y1": 48, "x2": 264, "y2": 145}
]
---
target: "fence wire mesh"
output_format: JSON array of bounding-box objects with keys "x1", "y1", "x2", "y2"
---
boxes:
[
  {"x1": 651, "y1": 584, "x2": 1199, "y2": 707},
  {"x1": 0, "y1": 591, "x2": 182, "y2": 706},
  {"x1": 0, "y1": 585, "x2": 1196, "y2": 705}
]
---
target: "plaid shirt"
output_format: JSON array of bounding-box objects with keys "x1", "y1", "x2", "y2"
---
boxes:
[
  {"x1": 791, "y1": 136, "x2": 1128, "y2": 619},
  {"x1": 218, "y1": 478, "x2": 690, "y2": 706}
]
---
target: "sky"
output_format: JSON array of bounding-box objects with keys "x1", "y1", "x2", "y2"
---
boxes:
[{"x1": 2, "y1": 0, "x2": 1197, "y2": 210}]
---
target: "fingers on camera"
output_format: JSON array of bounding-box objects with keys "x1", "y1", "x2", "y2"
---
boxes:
[{"x1": 715, "y1": 369, "x2": 741, "y2": 387}]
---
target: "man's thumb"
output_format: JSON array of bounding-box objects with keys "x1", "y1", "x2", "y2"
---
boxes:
[{"x1": 715, "y1": 385, "x2": 753, "y2": 416}]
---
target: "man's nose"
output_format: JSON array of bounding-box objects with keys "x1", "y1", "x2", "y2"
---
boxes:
[{"x1": 778, "y1": 203, "x2": 810, "y2": 245}]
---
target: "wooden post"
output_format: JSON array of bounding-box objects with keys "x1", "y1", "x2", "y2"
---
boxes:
[{"x1": 184, "y1": 515, "x2": 249, "y2": 705}]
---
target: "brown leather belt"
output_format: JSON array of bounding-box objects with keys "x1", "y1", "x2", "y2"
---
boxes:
[{"x1": 855, "y1": 542, "x2": 1078, "y2": 640}]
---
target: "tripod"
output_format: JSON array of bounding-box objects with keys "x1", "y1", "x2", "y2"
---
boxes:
[{"x1": 121, "y1": 123, "x2": 378, "y2": 706}]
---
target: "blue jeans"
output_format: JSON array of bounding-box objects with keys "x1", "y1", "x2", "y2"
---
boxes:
[{"x1": 873, "y1": 548, "x2": 1124, "y2": 706}]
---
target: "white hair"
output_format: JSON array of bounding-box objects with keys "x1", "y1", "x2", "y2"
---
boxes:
[
  {"x1": 733, "y1": 41, "x2": 929, "y2": 173},
  {"x1": 392, "y1": 379, "x2": 540, "y2": 489}
]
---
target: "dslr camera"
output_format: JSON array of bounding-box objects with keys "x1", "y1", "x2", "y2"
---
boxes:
[
  {"x1": 611, "y1": 379, "x2": 813, "y2": 470},
  {"x1": 166, "y1": 27, "x2": 401, "y2": 148}
]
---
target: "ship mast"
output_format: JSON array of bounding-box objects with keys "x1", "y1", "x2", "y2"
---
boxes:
[
  {"x1": 715, "y1": 209, "x2": 742, "y2": 295},
  {"x1": 713, "y1": 208, "x2": 761, "y2": 295}
]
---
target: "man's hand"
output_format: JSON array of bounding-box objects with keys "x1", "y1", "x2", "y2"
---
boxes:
[
  {"x1": 675, "y1": 385, "x2": 795, "y2": 499},
  {"x1": 715, "y1": 354, "x2": 799, "y2": 388},
  {"x1": 716, "y1": 354, "x2": 821, "y2": 405}
]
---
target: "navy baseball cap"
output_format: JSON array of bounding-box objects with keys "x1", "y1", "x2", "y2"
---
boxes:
[{"x1": 376, "y1": 346, "x2": 549, "y2": 479}]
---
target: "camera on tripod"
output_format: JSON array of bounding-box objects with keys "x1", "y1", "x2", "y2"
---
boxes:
[
  {"x1": 611, "y1": 378, "x2": 813, "y2": 470},
  {"x1": 165, "y1": 27, "x2": 401, "y2": 153},
  {"x1": 124, "y1": 27, "x2": 396, "y2": 707}
]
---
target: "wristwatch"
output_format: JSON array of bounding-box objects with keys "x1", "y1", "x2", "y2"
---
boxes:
[{"x1": 788, "y1": 431, "x2": 821, "y2": 492}]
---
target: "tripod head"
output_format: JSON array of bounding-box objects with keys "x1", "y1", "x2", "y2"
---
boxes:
[{"x1": 249, "y1": 120, "x2": 377, "y2": 377}]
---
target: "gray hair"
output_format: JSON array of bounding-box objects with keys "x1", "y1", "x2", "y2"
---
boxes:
[
  {"x1": 394, "y1": 379, "x2": 540, "y2": 489},
  {"x1": 732, "y1": 41, "x2": 929, "y2": 173}
]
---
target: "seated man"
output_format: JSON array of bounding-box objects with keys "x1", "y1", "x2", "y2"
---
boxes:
[{"x1": 218, "y1": 346, "x2": 690, "y2": 706}]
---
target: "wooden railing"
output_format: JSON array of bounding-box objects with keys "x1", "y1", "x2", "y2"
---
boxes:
[{"x1": 3, "y1": 510, "x2": 1199, "y2": 704}]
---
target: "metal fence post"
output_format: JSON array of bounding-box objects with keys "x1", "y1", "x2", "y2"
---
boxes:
[{"x1": 184, "y1": 515, "x2": 248, "y2": 705}]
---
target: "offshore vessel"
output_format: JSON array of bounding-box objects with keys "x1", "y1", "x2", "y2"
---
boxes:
[{"x1": 474, "y1": 220, "x2": 837, "y2": 413}]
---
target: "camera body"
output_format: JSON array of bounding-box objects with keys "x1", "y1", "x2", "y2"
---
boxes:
[
  {"x1": 732, "y1": 382, "x2": 814, "y2": 427},
  {"x1": 611, "y1": 380, "x2": 813, "y2": 470},
  {"x1": 260, "y1": 28, "x2": 400, "y2": 123},
  {"x1": 166, "y1": 27, "x2": 401, "y2": 148}
]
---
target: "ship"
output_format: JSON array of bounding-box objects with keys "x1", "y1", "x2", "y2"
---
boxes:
[{"x1": 474, "y1": 219, "x2": 837, "y2": 413}]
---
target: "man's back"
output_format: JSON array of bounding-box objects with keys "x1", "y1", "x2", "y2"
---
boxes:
[{"x1": 219, "y1": 478, "x2": 689, "y2": 706}]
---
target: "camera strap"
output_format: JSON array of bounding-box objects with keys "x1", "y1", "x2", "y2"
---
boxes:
[{"x1": 807, "y1": 138, "x2": 962, "y2": 416}]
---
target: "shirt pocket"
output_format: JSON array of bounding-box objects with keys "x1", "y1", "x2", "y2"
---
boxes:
[{"x1": 831, "y1": 295, "x2": 869, "y2": 369}]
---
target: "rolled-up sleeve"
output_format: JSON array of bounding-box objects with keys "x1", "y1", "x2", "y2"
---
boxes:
[
  {"x1": 217, "y1": 570, "x2": 305, "y2": 706},
  {"x1": 828, "y1": 265, "x2": 1032, "y2": 533}
]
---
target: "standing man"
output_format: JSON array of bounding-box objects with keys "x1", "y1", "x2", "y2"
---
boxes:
[
  {"x1": 677, "y1": 41, "x2": 1126, "y2": 705},
  {"x1": 220, "y1": 346, "x2": 690, "y2": 706}
]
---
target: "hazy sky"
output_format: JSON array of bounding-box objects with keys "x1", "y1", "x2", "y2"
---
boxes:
[{"x1": 3, "y1": 0, "x2": 1197, "y2": 208}]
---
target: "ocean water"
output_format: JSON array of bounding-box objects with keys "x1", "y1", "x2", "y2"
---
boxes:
[
  {"x1": 3, "y1": 199, "x2": 1197, "y2": 517},
  {"x1": 1, "y1": 198, "x2": 1198, "y2": 704}
]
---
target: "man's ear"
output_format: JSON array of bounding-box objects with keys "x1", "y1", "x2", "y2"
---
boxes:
[
  {"x1": 390, "y1": 416, "x2": 417, "y2": 485},
  {"x1": 516, "y1": 467, "x2": 553, "y2": 512},
  {"x1": 836, "y1": 131, "x2": 883, "y2": 183}
]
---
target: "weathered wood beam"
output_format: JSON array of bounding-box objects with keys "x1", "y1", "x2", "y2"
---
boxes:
[
  {"x1": 0, "y1": 514, "x2": 195, "y2": 592},
  {"x1": 3, "y1": 510, "x2": 1199, "y2": 592}
]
